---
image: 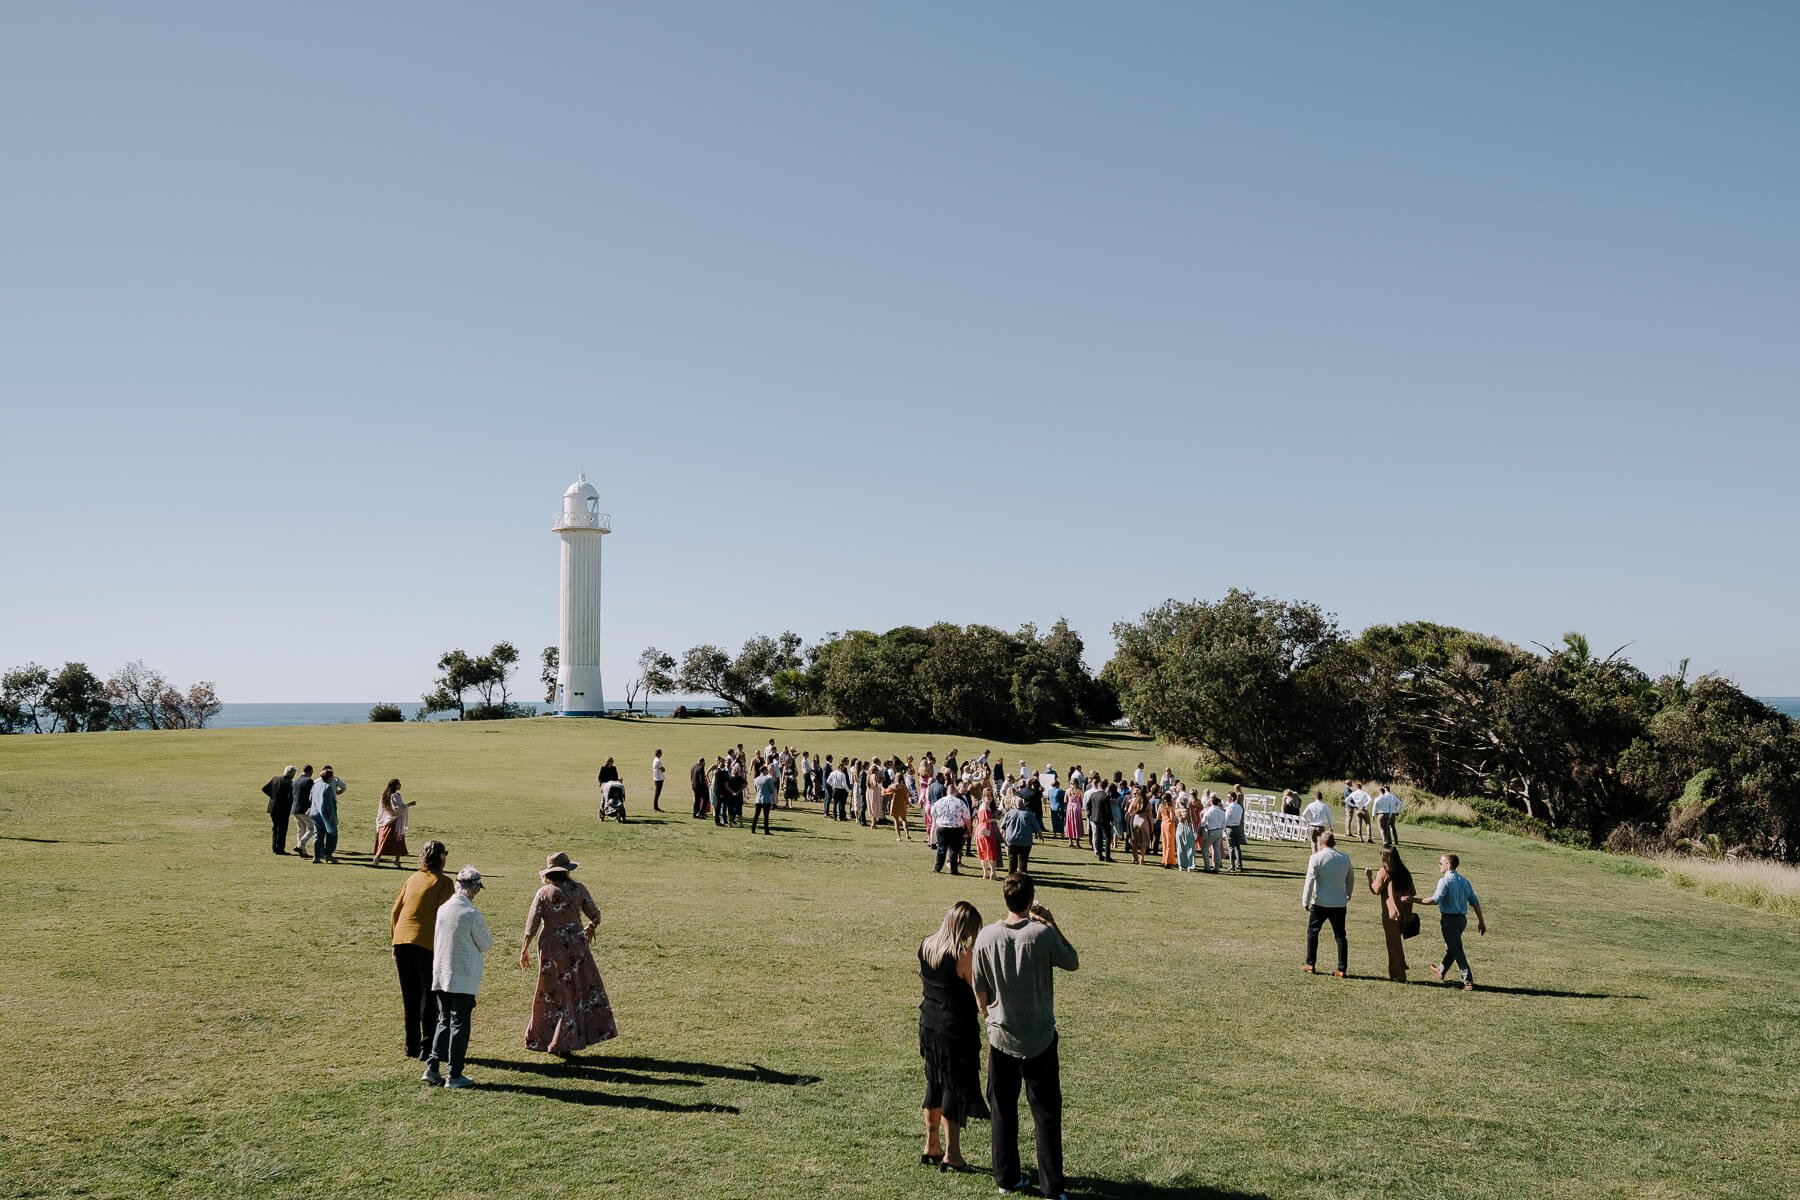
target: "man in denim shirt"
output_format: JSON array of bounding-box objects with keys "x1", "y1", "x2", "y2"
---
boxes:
[{"x1": 1413, "y1": 852, "x2": 1488, "y2": 990}]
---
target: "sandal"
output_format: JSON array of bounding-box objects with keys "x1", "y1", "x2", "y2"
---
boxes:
[{"x1": 919, "y1": 1152, "x2": 944, "y2": 1166}]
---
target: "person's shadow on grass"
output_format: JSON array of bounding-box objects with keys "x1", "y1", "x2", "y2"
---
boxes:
[
  {"x1": 477, "y1": 1081, "x2": 739, "y2": 1113},
  {"x1": 1402, "y1": 980, "x2": 1641, "y2": 999},
  {"x1": 1066, "y1": 1176, "x2": 1272, "y2": 1199}
]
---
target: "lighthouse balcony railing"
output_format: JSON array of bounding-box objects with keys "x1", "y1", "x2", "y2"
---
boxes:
[{"x1": 553, "y1": 511, "x2": 611, "y2": 532}]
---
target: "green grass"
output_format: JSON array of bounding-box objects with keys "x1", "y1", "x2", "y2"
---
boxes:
[{"x1": 2, "y1": 716, "x2": 1796, "y2": 1200}]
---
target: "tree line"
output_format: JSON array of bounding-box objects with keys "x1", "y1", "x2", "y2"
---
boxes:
[
  {"x1": 1, "y1": 660, "x2": 223, "y2": 733},
  {"x1": 1103, "y1": 589, "x2": 1799, "y2": 862}
]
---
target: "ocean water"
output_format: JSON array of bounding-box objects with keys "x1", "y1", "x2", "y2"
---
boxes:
[
  {"x1": 1765, "y1": 697, "x2": 1799, "y2": 718},
  {"x1": 212, "y1": 700, "x2": 702, "y2": 729}
]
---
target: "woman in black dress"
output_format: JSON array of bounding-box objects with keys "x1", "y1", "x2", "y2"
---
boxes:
[{"x1": 918, "y1": 900, "x2": 988, "y2": 1171}]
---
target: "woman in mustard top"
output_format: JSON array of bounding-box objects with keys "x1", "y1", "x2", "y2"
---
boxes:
[{"x1": 389, "y1": 840, "x2": 454, "y2": 1060}]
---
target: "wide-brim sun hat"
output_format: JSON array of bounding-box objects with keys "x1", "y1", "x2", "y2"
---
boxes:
[{"x1": 541, "y1": 851, "x2": 579, "y2": 876}]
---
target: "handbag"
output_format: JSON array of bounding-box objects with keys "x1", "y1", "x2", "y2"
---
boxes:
[{"x1": 1402, "y1": 912, "x2": 1422, "y2": 940}]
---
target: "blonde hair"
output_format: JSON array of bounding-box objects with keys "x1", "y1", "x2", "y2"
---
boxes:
[{"x1": 921, "y1": 900, "x2": 984, "y2": 967}]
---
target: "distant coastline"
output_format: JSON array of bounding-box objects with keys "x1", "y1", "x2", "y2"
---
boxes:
[{"x1": 206, "y1": 697, "x2": 1800, "y2": 730}]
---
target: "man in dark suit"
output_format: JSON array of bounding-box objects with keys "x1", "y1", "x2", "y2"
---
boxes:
[
  {"x1": 690, "y1": 757, "x2": 708, "y2": 819},
  {"x1": 262, "y1": 765, "x2": 296, "y2": 854}
]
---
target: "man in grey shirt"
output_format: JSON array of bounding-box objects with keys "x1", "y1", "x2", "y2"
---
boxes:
[{"x1": 972, "y1": 872, "x2": 1079, "y2": 1199}]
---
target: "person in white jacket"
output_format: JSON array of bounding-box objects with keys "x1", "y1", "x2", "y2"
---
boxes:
[{"x1": 423, "y1": 866, "x2": 493, "y2": 1088}]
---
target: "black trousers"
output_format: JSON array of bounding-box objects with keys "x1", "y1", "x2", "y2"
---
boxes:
[
  {"x1": 1092, "y1": 821, "x2": 1113, "y2": 860},
  {"x1": 693, "y1": 785, "x2": 708, "y2": 818},
  {"x1": 989, "y1": 1036, "x2": 1064, "y2": 1197},
  {"x1": 831, "y1": 787, "x2": 848, "y2": 820},
  {"x1": 1007, "y1": 844, "x2": 1032, "y2": 874},
  {"x1": 1307, "y1": 905, "x2": 1349, "y2": 972},
  {"x1": 393, "y1": 944, "x2": 437, "y2": 1057},
  {"x1": 269, "y1": 809, "x2": 289, "y2": 854},
  {"x1": 652, "y1": 779, "x2": 664, "y2": 810},
  {"x1": 750, "y1": 803, "x2": 773, "y2": 833},
  {"x1": 427, "y1": 991, "x2": 476, "y2": 1077},
  {"x1": 934, "y1": 827, "x2": 965, "y2": 873}
]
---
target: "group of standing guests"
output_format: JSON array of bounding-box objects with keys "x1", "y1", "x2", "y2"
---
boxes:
[
  {"x1": 387, "y1": 844, "x2": 620, "y2": 1088},
  {"x1": 916, "y1": 874, "x2": 1080, "y2": 1200},
  {"x1": 262, "y1": 763, "x2": 421, "y2": 867}
]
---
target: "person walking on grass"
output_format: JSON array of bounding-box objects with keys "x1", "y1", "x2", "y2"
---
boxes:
[
  {"x1": 391, "y1": 840, "x2": 453, "y2": 1060},
  {"x1": 1224, "y1": 788, "x2": 1246, "y2": 873},
  {"x1": 1082, "y1": 780, "x2": 1111, "y2": 862},
  {"x1": 310, "y1": 767, "x2": 345, "y2": 864},
  {"x1": 262, "y1": 765, "x2": 295, "y2": 855},
  {"x1": 931, "y1": 783, "x2": 971, "y2": 875},
  {"x1": 750, "y1": 762, "x2": 777, "y2": 835},
  {"x1": 1372, "y1": 785, "x2": 1405, "y2": 847},
  {"x1": 973, "y1": 873, "x2": 1078, "y2": 1200},
  {"x1": 290, "y1": 765, "x2": 316, "y2": 856},
  {"x1": 1365, "y1": 846, "x2": 1416, "y2": 983},
  {"x1": 1301, "y1": 832, "x2": 1354, "y2": 978},
  {"x1": 918, "y1": 901, "x2": 990, "y2": 1172},
  {"x1": 1301, "y1": 791, "x2": 1332, "y2": 849},
  {"x1": 973, "y1": 793, "x2": 1001, "y2": 880},
  {"x1": 888, "y1": 769, "x2": 914, "y2": 842},
  {"x1": 372, "y1": 778, "x2": 415, "y2": 867},
  {"x1": 423, "y1": 866, "x2": 492, "y2": 1089},
  {"x1": 1000, "y1": 793, "x2": 1042, "y2": 875},
  {"x1": 1410, "y1": 852, "x2": 1487, "y2": 990},
  {"x1": 521, "y1": 852, "x2": 619, "y2": 1056},
  {"x1": 1201, "y1": 793, "x2": 1228, "y2": 873}
]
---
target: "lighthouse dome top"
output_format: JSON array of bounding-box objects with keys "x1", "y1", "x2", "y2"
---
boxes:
[{"x1": 554, "y1": 474, "x2": 610, "y2": 533}]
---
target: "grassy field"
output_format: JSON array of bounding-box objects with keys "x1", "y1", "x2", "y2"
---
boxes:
[{"x1": 2, "y1": 716, "x2": 1796, "y2": 1200}]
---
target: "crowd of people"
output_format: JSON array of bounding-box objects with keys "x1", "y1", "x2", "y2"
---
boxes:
[{"x1": 254, "y1": 737, "x2": 1487, "y2": 1182}]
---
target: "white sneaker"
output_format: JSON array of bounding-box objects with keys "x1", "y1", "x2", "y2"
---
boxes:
[
  {"x1": 420, "y1": 1066, "x2": 442, "y2": 1085},
  {"x1": 445, "y1": 1075, "x2": 474, "y2": 1089}
]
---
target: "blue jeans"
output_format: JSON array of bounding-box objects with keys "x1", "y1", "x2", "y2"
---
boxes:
[
  {"x1": 310, "y1": 815, "x2": 337, "y2": 861},
  {"x1": 1440, "y1": 912, "x2": 1472, "y2": 981}
]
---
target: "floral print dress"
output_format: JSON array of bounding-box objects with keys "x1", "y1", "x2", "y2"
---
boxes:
[{"x1": 523, "y1": 878, "x2": 619, "y2": 1055}]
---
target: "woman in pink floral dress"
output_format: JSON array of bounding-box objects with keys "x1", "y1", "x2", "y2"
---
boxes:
[{"x1": 519, "y1": 852, "x2": 618, "y2": 1056}]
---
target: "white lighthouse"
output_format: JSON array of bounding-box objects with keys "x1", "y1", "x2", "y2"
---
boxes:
[{"x1": 552, "y1": 474, "x2": 611, "y2": 716}]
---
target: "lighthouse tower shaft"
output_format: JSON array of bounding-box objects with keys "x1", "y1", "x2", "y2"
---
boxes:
[{"x1": 552, "y1": 475, "x2": 611, "y2": 716}]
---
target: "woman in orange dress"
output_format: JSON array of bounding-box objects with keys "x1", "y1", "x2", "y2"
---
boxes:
[
  {"x1": 520, "y1": 852, "x2": 619, "y2": 1056},
  {"x1": 1159, "y1": 800, "x2": 1178, "y2": 869}
]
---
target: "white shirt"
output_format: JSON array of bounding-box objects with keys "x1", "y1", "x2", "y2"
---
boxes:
[
  {"x1": 1347, "y1": 788, "x2": 1372, "y2": 811},
  {"x1": 1133, "y1": 768, "x2": 1146, "y2": 785},
  {"x1": 1301, "y1": 799, "x2": 1332, "y2": 828},
  {"x1": 1224, "y1": 800, "x2": 1244, "y2": 827},
  {"x1": 651, "y1": 755, "x2": 665, "y2": 781},
  {"x1": 430, "y1": 893, "x2": 493, "y2": 994},
  {"x1": 826, "y1": 769, "x2": 849, "y2": 792},
  {"x1": 1302, "y1": 847, "x2": 1355, "y2": 909},
  {"x1": 1202, "y1": 805, "x2": 1227, "y2": 831},
  {"x1": 1372, "y1": 790, "x2": 1404, "y2": 816}
]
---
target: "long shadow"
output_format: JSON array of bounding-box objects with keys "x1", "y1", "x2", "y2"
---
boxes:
[
  {"x1": 1030, "y1": 875, "x2": 1128, "y2": 894},
  {"x1": 1403, "y1": 980, "x2": 1639, "y2": 1000},
  {"x1": 0, "y1": 835, "x2": 92, "y2": 844},
  {"x1": 603, "y1": 1055, "x2": 821, "y2": 1086},
  {"x1": 466, "y1": 1057, "x2": 703, "y2": 1087},
  {"x1": 1068, "y1": 1176, "x2": 1271, "y2": 1199},
  {"x1": 480, "y1": 1081, "x2": 738, "y2": 1113}
]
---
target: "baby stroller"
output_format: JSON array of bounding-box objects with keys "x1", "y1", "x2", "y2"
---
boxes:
[{"x1": 599, "y1": 780, "x2": 627, "y2": 823}]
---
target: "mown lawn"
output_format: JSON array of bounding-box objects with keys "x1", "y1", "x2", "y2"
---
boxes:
[{"x1": 1, "y1": 716, "x2": 1795, "y2": 1200}]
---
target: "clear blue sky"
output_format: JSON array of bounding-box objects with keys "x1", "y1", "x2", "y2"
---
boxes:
[{"x1": 4, "y1": 3, "x2": 1795, "y2": 702}]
